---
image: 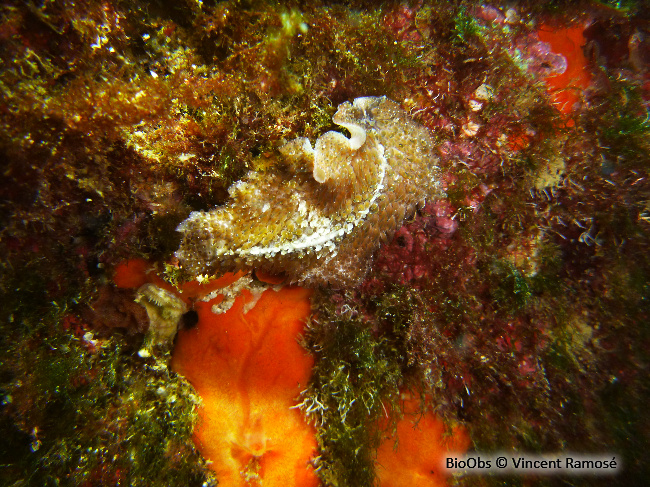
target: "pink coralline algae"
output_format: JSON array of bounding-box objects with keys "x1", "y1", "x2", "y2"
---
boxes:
[
  {"x1": 384, "y1": 3, "x2": 422, "y2": 43},
  {"x1": 370, "y1": 177, "x2": 493, "y2": 288},
  {"x1": 513, "y1": 35, "x2": 569, "y2": 79},
  {"x1": 374, "y1": 201, "x2": 461, "y2": 286}
]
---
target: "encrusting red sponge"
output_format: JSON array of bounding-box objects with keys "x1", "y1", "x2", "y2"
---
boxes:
[
  {"x1": 537, "y1": 24, "x2": 592, "y2": 117},
  {"x1": 112, "y1": 260, "x2": 470, "y2": 486},
  {"x1": 171, "y1": 285, "x2": 319, "y2": 487},
  {"x1": 376, "y1": 393, "x2": 470, "y2": 487},
  {"x1": 113, "y1": 260, "x2": 319, "y2": 486}
]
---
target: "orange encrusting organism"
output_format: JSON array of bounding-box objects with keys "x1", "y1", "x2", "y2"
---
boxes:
[
  {"x1": 375, "y1": 394, "x2": 470, "y2": 487},
  {"x1": 112, "y1": 259, "x2": 152, "y2": 289},
  {"x1": 112, "y1": 260, "x2": 472, "y2": 486},
  {"x1": 171, "y1": 285, "x2": 319, "y2": 487},
  {"x1": 537, "y1": 24, "x2": 591, "y2": 117},
  {"x1": 113, "y1": 258, "x2": 247, "y2": 303},
  {"x1": 112, "y1": 259, "x2": 319, "y2": 486},
  {"x1": 254, "y1": 269, "x2": 287, "y2": 285}
]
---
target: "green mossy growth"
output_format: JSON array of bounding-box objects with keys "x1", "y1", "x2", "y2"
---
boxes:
[
  {"x1": 585, "y1": 77, "x2": 650, "y2": 169},
  {"x1": 2, "y1": 0, "x2": 650, "y2": 485},
  {"x1": 528, "y1": 242, "x2": 564, "y2": 295},
  {"x1": 594, "y1": 0, "x2": 643, "y2": 13},
  {"x1": 301, "y1": 297, "x2": 403, "y2": 487},
  {"x1": 0, "y1": 266, "x2": 208, "y2": 486},
  {"x1": 453, "y1": 6, "x2": 481, "y2": 44},
  {"x1": 490, "y1": 260, "x2": 533, "y2": 313}
]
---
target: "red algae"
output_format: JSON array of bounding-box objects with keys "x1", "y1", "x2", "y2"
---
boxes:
[{"x1": 171, "y1": 285, "x2": 319, "y2": 487}]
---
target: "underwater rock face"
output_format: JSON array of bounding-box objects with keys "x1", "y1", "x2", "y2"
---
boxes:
[{"x1": 176, "y1": 96, "x2": 443, "y2": 287}]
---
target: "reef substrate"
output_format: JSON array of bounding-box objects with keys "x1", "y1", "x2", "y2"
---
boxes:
[{"x1": 2, "y1": 1, "x2": 650, "y2": 487}]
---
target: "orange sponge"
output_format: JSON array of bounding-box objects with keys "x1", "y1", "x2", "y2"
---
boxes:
[
  {"x1": 538, "y1": 24, "x2": 591, "y2": 116},
  {"x1": 375, "y1": 394, "x2": 470, "y2": 487},
  {"x1": 171, "y1": 285, "x2": 319, "y2": 487},
  {"x1": 113, "y1": 259, "x2": 152, "y2": 289},
  {"x1": 111, "y1": 260, "x2": 318, "y2": 485},
  {"x1": 112, "y1": 260, "x2": 470, "y2": 486},
  {"x1": 112, "y1": 258, "x2": 247, "y2": 300}
]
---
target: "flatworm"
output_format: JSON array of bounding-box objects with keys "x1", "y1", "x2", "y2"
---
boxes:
[{"x1": 176, "y1": 96, "x2": 443, "y2": 287}]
